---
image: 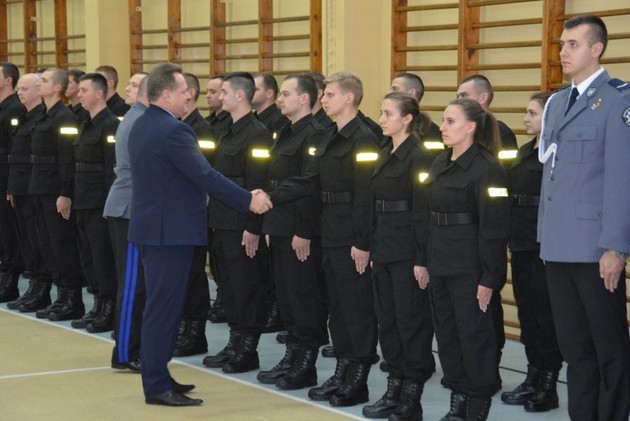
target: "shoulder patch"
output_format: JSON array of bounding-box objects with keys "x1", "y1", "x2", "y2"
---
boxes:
[
  {"x1": 623, "y1": 108, "x2": 630, "y2": 128},
  {"x1": 608, "y1": 78, "x2": 630, "y2": 91}
]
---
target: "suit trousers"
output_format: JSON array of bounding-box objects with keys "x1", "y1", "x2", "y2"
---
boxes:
[
  {"x1": 269, "y1": 235, "x2": 327, "y2": 349},
  {"x1": 182, "y1": 245, "x2": 211, "y2": 320},
  {"x1": 12, "y1": 195, "x2": 51, "y2": 282},
  {"x1": 322, "y1": 247, "x2": 378, "y2": 363},
  {"x1": 510, "y1": 251, "x2": 562, "y2": 370},
  {"x1": 32, "y1": 195, "x2": 83, "y2": 288},
  {"x1": 429, "y1": 275, "x2": 500, "y2": 398},
  {"x1": 76, "y1": 208, "x2": 117, "y2": 298},
  {"x1": 213, "y1": 229, "x2": 267, "y2": 334},
  {"x1": 138, "y1": 244, "x2": 194, "y2": 397},
  {"x1": 108, "y1": 217, "x2": 145, "y2": 364},
  {"x1": 373, "y1": 259, "x2": 434, "y2": 383},
  {"x1": 545, "y1": 261, "x2": 630, "y2": 421}
]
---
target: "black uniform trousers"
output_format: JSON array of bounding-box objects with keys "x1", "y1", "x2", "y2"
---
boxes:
[
  {"x1": 430, "y1": 275, "x2": 500, "y2": 398},
  {"x1": 12, "y1": 195, "x2": 50, "y2": 282},
  {"x1": 32, "y1": 194, "x2": 83, "y2": 288},
  {"x1": 138, "y1": 244, "x2": 194, "y2": 397},
  {"x1": 0, "y1": 189, "x2": 23, "y2": 275},
  {"x1": 182, "y1": 245, "x2": 211, "y2": 320},
  {"x1": 545, "y1": 261, "x2": 630, "y2": 421},
  {"x1": 212, "y1": 229, "x2": 267, "y2": 334},
  {"x1": 108, "y1": 217, "x2": 145, "y2": 364},
  {"x1": 269, "y1": 235, "x2": 327, "y2": 349},
  {"x1": 76, "y1": 208, "x2": 116, "y2": 298},
  {"x1": 510, "y1": 251, "x2": 562, "y2": 371},
  {"x1": 322, "y1": 247, "x2": 378, "y2": 364},
  {"x1": 373, "y1": 259, "x2": 434, "y2": 383}
]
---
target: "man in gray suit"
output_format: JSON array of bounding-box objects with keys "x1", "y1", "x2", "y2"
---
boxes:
[{"x1": 538, "y1": 15, "x2": 630, "y2": 421}]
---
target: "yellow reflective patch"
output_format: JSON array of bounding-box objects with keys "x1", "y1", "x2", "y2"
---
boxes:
[
  {"x1": 498, "y1": 150, "x2": 518, "y2": 160},
  {"x1": 107, "y1": 136, "x2": 116, "y2": 143},
  {"x1": 10, "y1": 118, "x2": 18, "y2": 126},
  {"x1": 308, "y1": 147, "x2": 317, "y2": 156},
  {"x1": 418, "y1": 172, "x2": 429, "y2": 183},
  {"x1": 272, "y1": 132, "x2": 278, "y2": 140},
  {"x1": 356, "y1": 152, "x2": 378, "y2": 162},
  {"x1": 423, "y1": 141, "x2": 444, "y2": 150},
  {"x1": 198, "y1": 140, "x2": 216, "y2": 150},
  {"x1": 251, "y1": 149, "x2": 270, "y2": 158},
  {"x1": 59, "y1": 127, "x2": 78, "y2": 135},
  {"x1": 117, "y1": 116, "x2": 124, "y2": 121},
  {"x1": 488, "y1": 187, "x2": 508, "y2": 197}
]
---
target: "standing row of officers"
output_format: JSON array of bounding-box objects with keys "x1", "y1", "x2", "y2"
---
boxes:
[{"x1": 0, "y1": 14, "x2": 628, "y2": 421}]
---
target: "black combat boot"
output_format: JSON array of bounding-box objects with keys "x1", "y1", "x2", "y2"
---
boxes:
[
  {"x1": 203, "y1": 330, "x2": 242, "y2": 368},
  {"x1": 8, "y1": 279, "x2": 37, "y2": 310},
  {"x1": 329, "y1": 361, "x2": 371, "y2": 407},
  {"x1": 466, "y1": 397, "x2": 491, "y2": 421},
  {"x1": 439, "y1": 392, "x2": 467, "y2": 421},
  {"x1": 87, "y1": 297, "x2": 115, "y2": 332},
  {"x1": 48, "y1": 288, "x2": 85, "y2": 321},
  {"x1": 388, "y1": 380, "x2": 423, "y2": 421},
  {"x1": 362, "y1": 377, "x2": 403, "y2": 418},
  {"x1": 262, "y1": 300, "x2": 283, "y2": 333},
  {"x1": 308, "y1": 358, "x2": 351, "y2": 401},
  {"x1": 207, "y1": 289, "x2": 226, "y2": 323},
  {"x1": 524, "y1": 369, "x2": 559, "y2": 412},
  {"x1": 19, "y1": 281, "x2": 53, "y2": 313},
  {"x1": 501, "y1": 365, "x2": 540, "y2": 405},
  {"x1": 276, "y1": 347, "x2": 319, "y2": 390},
  {"x1": 0, "y1": 272, "x2": 20, "y2": 303},
  {"x1": 222, "y1": 334, "x2": 260, "y2": 373},
  {"x1": 257, "y1": 343, "x2": 299, "y2": 384},
  {"x1": 175, "y1": 319, "x2": 189, "y2": 349},
  {"x1": 72, "y1": 296, "x2": 103, "y2": 329},
  {"x1": 173, "y1": 319, "x2": 208, "y2": 356}
]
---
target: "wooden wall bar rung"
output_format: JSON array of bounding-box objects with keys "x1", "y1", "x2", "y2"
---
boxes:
[
  {"x1": 34, "y1": 51, "x2": 56, "y2": 55},
  {"x1": 398, "y1": 45, "x2": 458, "y2": 51},
  {"x1": 261, "y1": 16, "x2": 309, "y2": 24},
  {"x1": 138, "y1": 44, "x2": 168, "y2": 50},
  {"x1": 215, "y1": 19, "x2": 258, "y2": 28},
  {"x1": 467, "y1": 62, "x2": 541, "y2": 70},
  {"x1": 132, "y1": 29, "x2": 168, "y2": 35},
  {"x1": 402, "y1": 65, "x2": 458, "y2": 71},
  {"x1": 473, "y1": 18, "x2": 541, "y2": 29},
  {"x1": 66, "y1": 49, "x2": 85, "y2": 54},
  {"x1": 467, "y1": 0, "x2": 537, "y2": 7},
  {"x1": 270, "y1": 34, "x2": 310, "y2": 42},
  {"x1": 176, "y1": 42, "x2": 211, "y2": 49},
  {"x1": 563, "y1": 8, "x2": 630, "y2": 19},
  {"x1": 609, "y1": 32, "x2": 630, "y2": 40},
  {"x1": 396, "y1": 3, "x2": 459, "y2": 12},
  {"x1": 262, "y1": 52, "x2": 310, "y2": 58},
  {"x1": 0, "y1": 39, "x2": 22, "y2": 44},
  {"x1": 405, "y1": 23, "x2": 459, "y2": 31},
  {"x1": 170, "y1": 26, "x2": 211, "y2": 33},
  {"x1": 215, "y1": 54, "x2": 259, "y2": 60},
  {"x1": 270, "y1": 69, "x2": 310, "y2": 75},
  {"x1": 468, "y1": 40, "x2": 541, "y2": 49},
  {"x1": 220, "y1": 37, "x2": 259, "y2": 44}
]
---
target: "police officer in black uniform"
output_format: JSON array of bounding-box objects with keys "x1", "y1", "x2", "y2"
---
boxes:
[
  {"x1": 26, "y1": 68, "x2": 85, "y2": 320},
  {"x1": 69, "y1": 73, "x2": 118, "y2": 333},
  {"x1": 95, "y1": 65, "x2": 130, "y2": 118},
  {"x1": 269, "y1": 72, "x2": 380, "y2": 408},
  {"x1": 252, "y1": 72, "x2": 289, "y2": 139},
  {"x1": 308, "y1": 71, "x2": 334, "y2": 131},
  {"x1": 66, "y1": 69, "x2": 89, "y2": 123},
  {"x1": 201, "y1": 72, "x2": 272, "y2": 374},
  {"x1": 426, "y1": 98, "x2": 509, "y2": 421},
  {"x1": 257, "y1": 74, "x2": 328, "y2": 390}
]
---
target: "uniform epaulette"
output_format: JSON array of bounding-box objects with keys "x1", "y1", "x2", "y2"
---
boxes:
[{"x1": 608, "y1": 78, "x2": 630, "y2": 91}]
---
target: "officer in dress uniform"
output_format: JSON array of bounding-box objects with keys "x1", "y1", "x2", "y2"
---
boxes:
[{"x1": 537, "y1": 15, "x2": 630, "y2": 421}]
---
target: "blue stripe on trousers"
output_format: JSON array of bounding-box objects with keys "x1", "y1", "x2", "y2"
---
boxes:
[{"x1": 117, "y1": 242, "x2": 139, "y2": 363}]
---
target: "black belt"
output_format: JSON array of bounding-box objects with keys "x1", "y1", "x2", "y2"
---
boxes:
[
  {"x1": 228, "y1": 176, "x2": 245, "y2": 187},
  {"x1": 75, "y1": 162, "x2": 105, "y2": 172},
  {"x1": 31, "y1": 155, "x2": 57, "y2": 164},
  {"x1": 512, "y1": 194, "x2": 540, "y2": 207},
  {"x1": 268, "y1": 179, "x2": 278, "y2": 190},
  {"x1": 7, "y1": 155, "x2": 32, "y2": 164},
  {"x1": 375, "y1": 199, "x2": 411, "y2": 213},
  {"x1": 321, "y1": 191, "x2": 352, "y2": 204},
  {"x1": 430, "y1": 211, "x2": 478, "y2": 226}
]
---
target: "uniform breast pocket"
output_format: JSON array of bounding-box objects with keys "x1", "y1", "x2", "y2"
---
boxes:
[
  {"x1": 215, "y1": 148, "x2": 242, "y2": 174},
  {"x1": 278, "y1": 142, "x2": 301, "y2": 176},
  {"x1": 562, "y1": 125, "x2": 599, "y2": 163}
]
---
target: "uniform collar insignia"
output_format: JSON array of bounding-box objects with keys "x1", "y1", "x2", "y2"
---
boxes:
[
  {"x1": 586, "y1": 87, "x2": 597, "y2": 98},
  {"x1": 623, "y1": 107, "x2": 630, "y2": 127}
]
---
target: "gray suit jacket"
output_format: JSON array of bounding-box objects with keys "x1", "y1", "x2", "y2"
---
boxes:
[
  {"x1": 103, "y1": 102, "x2": 147, "y2": 219},
  {"x1": 538, "y1": 70, "x2": 630, "y2": 262}
]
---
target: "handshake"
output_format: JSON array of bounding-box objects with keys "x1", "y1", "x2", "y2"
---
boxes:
[{"x1": 249, "y1": 189, "x2": 273, "y2": 214}]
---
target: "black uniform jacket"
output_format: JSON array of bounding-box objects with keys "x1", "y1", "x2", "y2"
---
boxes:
[
  {"x1": 313, "y1": 107, "x2": 334, "y2": 131},
  {"x1": 106, "y1": 93, "x2": 130, "y2": 118},
  {"x1": 28, "y1": 100, "x2": 79, "y2": 198},
  {"x1": 69, "y1": 103, "x2": 90, "y2": 124},
  {"x1": 508, "y1": 138, "x2": 541, "y2": 252},
  {"x1": 184, "y1": 108, "x2": 218, "y2": 164},
  {"x1": 371, "y1": 135, "x2": 432, "y2": 266},
  {"x1": 0, "y1": 93, "x2": 26, "y2": 192},
  {"x1": 7, "y1": 103, "x2": 45, "y2": 195},
  {"x1": 206, "y1": 110, "x2": 232, "y2": 140},
  {"x1": 358, "y1": 110, "x2": 384, "y2": 144},
  {"x1": 425, "y1": 143, "x2": 510, "y2": 290},
  {"x1": 208, "y1": 112, "x2": 272, "y2": 234},
  {"x1": 256, "y1": 103, "x2": 289, "y2": 140},
  {"x1": 270, "y1": 116, "x2": 381, "y2": 250},
  {"x1": 73, "y1": 107, "x2": 119, "y2": 209},
  {"x1": 262, "y1": 114, "x2": 327, "y2": 239}
]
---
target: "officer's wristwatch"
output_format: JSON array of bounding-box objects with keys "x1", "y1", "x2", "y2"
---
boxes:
[{"x1": 608, "y1": 250, "x2": 628, "y2": 260}]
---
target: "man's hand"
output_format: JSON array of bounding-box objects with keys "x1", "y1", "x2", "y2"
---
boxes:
[
  {"x1": 477, "y1": 285, "x2": 492, "y2": 312},
  {"x1": 6, "y1": 194, "x2": 14, "y2": 208},
  {"x1": 599, "y1": 251, "x2": 626, "y2": 292},
  {"x1": 56, "y1": 196, "x2": 72, "y2": 220},
  {"x1": 241, "y1": 230, "x2": 260, "y2": 258},
  {"x1": 413, "y1": 265, "x2": 429, "y2": 289},
  {"x1": 350, "y1": 246, "x2": 369, "y2": 274},
  {"x1": 249, "y1": 189, "x2": 272, "y2": 214},
  {"x1": 292, "y1": 236, "x2": 311, "y2": 262}
]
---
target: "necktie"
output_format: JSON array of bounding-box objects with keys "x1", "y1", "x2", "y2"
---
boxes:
[{"x1": 565, "y1": 87, "x2": 579, "y2": 115}]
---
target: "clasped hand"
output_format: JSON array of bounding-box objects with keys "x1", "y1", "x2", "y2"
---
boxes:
[{"x1": 249, "y1": 189, "x2": 272, "y2": 214}]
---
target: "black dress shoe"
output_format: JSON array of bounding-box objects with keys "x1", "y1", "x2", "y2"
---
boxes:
[
  {"x1": 145, "y1": 390, "x2": 202, "y2": 407},
  {"x1": 171, "y1": 378, "x2": 195, "y2": 394},
  {"x1": 111, "y1": 359, "x2": 141, "y2": 372}
]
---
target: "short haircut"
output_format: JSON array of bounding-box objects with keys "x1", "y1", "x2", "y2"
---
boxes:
[
  {"x1": 564, "y1": 15, "x2": 608, "y2": 58},
  {"x1": 460, "y1": 74, "x2": 494, "y2": 106},
  {"x1": 47, "y1": 68, "x2": 70, "y2": 93},
  {"x1": 78, "y1": 72, "x2": 108, "y2": 97},
  {"x1": 183, "y1": 72, "x2": 201, "y2": 101},
  {"x1": 137, "y1": 74, "x2": 149, "y2": 98},
  {"x1": 95, "y1": 65, "x2": 119, "y2": 87},
  {"x1": 309, "y1": 71, "x2": 326, "y2": 92},
  {"x1": 283, "y1": 73, "x2": 318, "y2": 108},
  {"x1": 67, "y1": 69, "x2": 85, "y2": 84},
  {"x1": 255, "y1": 72, "x2": 279, "y2": 97},
  {"x1": 325, "y1": 71, "x2": 363, "y2": 107},
  {"x1": 395, "y1": 72, "x2": 425, "y2": 101},
  {"x1": 146, "y1": 62, "x2": 183, "y2": 102},
  {"x1": 0, "y1": 62, "x2": 19, "y2": 89},
  {"x1": 209, "y1": 74, "x2": 225, "y2": 83},
  {"x1": 223, "y1": 71, "x2": 255, "y2": 104}
]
